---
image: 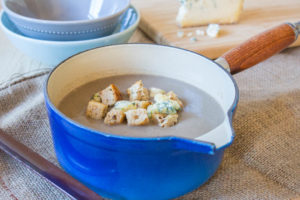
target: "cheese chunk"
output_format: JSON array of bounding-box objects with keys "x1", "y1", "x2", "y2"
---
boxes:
[
  {"x1": 150, "y1": 87, "x2": 165, "y2": 98},
  {"x1": 206, "y1": 24, "x2": 220, "y2": 37},
  {"x1": 114, "y1": 100, "x2": 137, "y2": 112},
  {"x1": 176, "y1": 0, "x2": 244, "y2": 27}
]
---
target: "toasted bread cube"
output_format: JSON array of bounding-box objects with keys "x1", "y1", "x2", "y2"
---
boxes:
[
  {"x1": 104, "y1": 109, "x2": 126, "y2": 125},
  {"x1": 86, "y1": 100, "x2": 108, "y2": 120},
  {"x1": 153, "y1": 114, "x2": 178, "y2": 128},
  {"x1": 125, "y1": 108, "x2": 149, "y2": 126},
  {"x1": 152, "y1": 114, "x2": 167, "y2": 124},
  {"x1": 167, "y1": 91, "x2": 184, "y2": 108},
  {"x1": 150, "y1": 87, "x2": 165, "y2": 98},
  {"x1": 100, "y1": 84, "x2": 122, "y2": 106},
  {"x1": 134, "y1": 101, "x2": 152, "y2": 109},
  {"x1": 127, "y1": 80, "x2": 149, "y2": 101},
  {"x1": 141, "y1": 88, "x2": 150, "y2": 101}
]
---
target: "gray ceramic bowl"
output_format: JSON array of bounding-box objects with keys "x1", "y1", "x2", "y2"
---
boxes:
[
  {"x1": 1, "y1": 0, "x2": 130, "y2": 41},
  {"x1": 0, "y1": 6, "x2": 139, "y2": 66}
]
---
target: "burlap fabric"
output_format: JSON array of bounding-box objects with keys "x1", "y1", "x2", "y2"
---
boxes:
[{"x1": 0, "y1": 48, "x2": 299, "y2": 200}]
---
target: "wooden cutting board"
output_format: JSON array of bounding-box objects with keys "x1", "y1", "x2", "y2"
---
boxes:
[{"x1": 131, "y1": 0, "x2": 300, "y2": 58}]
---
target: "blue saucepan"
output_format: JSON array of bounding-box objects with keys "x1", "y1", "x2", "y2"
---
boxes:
[{"x1": 44, "y1": 23, "x2": 299, "y2": 199}]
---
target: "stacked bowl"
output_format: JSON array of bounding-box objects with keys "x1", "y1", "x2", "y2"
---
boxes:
[{"x1": 0, "y1": 0, "x2": 139, "y2": 66}]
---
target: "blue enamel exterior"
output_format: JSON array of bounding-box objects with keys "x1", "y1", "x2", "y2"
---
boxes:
[
  {"x1": 44, "y1": 44, "x2": 239, "y2": 200},
  {"x1": 46, "y1": 102, "x2": 225, "y2": 199}
]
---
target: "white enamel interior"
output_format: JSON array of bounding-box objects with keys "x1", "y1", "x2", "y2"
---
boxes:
[{"x1": 47, "y1": 44, "x2": 237, "y2": 148}]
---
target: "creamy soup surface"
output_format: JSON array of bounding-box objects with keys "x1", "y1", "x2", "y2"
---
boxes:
[{"x1": 58, "y1": 74, "x2": 225, "y2": 138}]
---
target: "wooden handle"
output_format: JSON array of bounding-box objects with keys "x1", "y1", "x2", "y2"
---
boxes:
[
  {"x1": 218, "y1": 23, "x2": 298, "y2": 74},
  {"x1": 0, "y1": 129, "x2": 104, "y2": 200}
]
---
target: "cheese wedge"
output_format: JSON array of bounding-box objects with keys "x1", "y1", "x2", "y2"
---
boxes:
[{"x1": 176, "y1": 0, "x2": 244, "y2": 27}]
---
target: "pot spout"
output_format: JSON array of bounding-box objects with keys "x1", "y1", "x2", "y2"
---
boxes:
[
  {"x1": 172, "y1": 137, "x2": 216, "y2": 155},
  {"x1": 195, "y1": 118, "x2": 234, "y2": 150},
  {"x1": 172, "y1": 118, "x2": 234, "y2": 155}
]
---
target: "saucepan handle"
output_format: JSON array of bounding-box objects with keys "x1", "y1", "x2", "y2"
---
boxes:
[{"x1": 215, "y1": 23, "x2": 299, "y2": 74}]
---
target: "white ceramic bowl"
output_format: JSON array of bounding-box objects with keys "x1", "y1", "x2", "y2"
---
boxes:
[
  {"x1": 0, "y1": 6, "x2": 140, "y2": 66},
  {"x1": 2, "y1": 0, "x2": 130, "y2": 40}
]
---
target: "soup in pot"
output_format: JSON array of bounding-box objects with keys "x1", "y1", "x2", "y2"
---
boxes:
[{"x1": 58, "y1": 74, "x2": 225, "y2": 138}]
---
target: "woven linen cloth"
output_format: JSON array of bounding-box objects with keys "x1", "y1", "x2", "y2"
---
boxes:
[{"x1": 0, "y1": 48, "x2": 300, "y2": 200}]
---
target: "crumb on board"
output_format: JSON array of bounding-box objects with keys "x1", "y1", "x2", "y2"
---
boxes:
[
  {"x1": 196, "y1": 29, "x2": 205, "y2": 36},
  {"x1": 177, "y1": 31, "x2": 184, "y2": 38},
  {"x1": 187, "y1": 32, "x2": 193, "y2": 37},
  {"x1": 206, "y1": 24, "x2": 220, "y2": 38},
  {"x1": 190, "y1": 37, "x2": 197, "y2": 42}
]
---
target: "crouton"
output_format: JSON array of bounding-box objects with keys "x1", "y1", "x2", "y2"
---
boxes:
[
  {"x1": 167, "y1": 91, "x2": 184, "y2": 109},
  {"x1": 141, "y1": 88, "x2": 150, "y2": 100},
  {"x1": 86, "y1": 100, "x2": 108, "y2": 120},
  {"x1": 125, "y1": 108, "x2": 149, "y2": 126},
  {"x1": 150, "y1": 87, "x2": 165, "y2": 98},
  {"x1": 104, "y1": 109, "x2": 126, "y2": 125},
  {"x1": 100, "y1": 84, "x2": 122, "y2": 106},
  {"x1": 153, "y1": 114, "x2": 178, "y2": 128},
  {"x1": 127, "y1": 80, "x2": 149, "y2": 101},
  {"x1": 152, "y1": 113, "x2": 166, "y2": 124},
  {"x1": 134, "y1": 100, "x2": 152, "y2": 109}
]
